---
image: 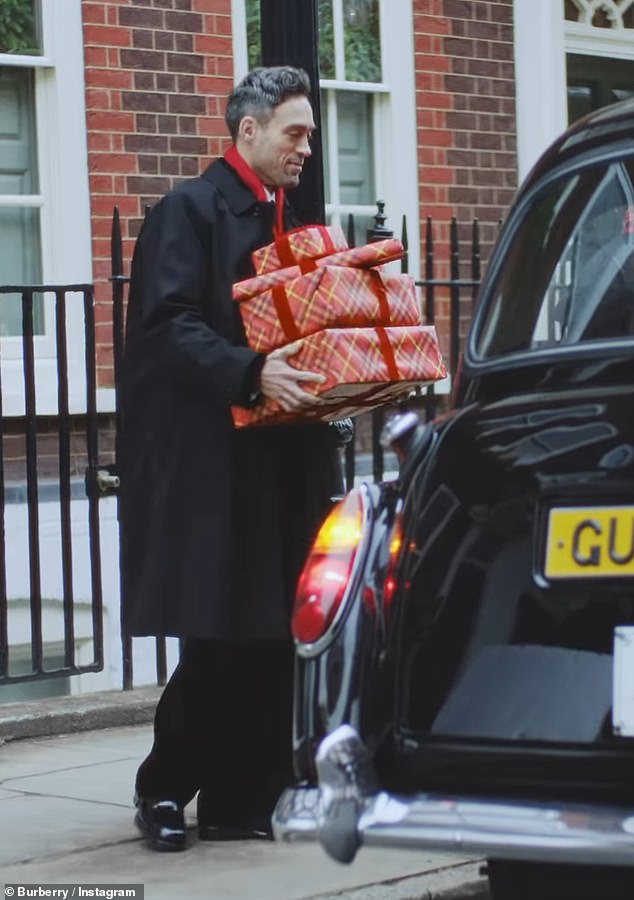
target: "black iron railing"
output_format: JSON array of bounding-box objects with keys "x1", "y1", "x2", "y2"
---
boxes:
[{"x1": 0, "y1": 285, "x2": 104, "y2": 688}]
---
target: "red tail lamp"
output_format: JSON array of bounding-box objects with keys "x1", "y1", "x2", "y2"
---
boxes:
[
  {"x1": 383, "y1": 514, "x2": 404, "y2": 613},
  {"x1": 292, "y1": 490, "x2": 365, "y2": 644}
]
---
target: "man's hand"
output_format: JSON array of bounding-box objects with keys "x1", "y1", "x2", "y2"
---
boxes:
[{"x1": 259, "y1": 341, "x2": 325, "y2": 412}]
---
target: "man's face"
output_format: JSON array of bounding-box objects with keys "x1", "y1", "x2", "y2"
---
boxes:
[{"x1": 238, "y1": 95, "x2": 315, "y2": 189}]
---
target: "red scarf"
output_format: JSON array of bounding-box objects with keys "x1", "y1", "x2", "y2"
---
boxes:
[{"x1": 224, "y1": 144, "x2": 285, "y2": 237}]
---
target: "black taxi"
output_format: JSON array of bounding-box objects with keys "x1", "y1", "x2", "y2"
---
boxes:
[{"x1": 272, "y1": 98, "x2": 634, "y2": 900}]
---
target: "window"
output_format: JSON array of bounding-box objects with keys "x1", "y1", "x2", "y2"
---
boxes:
[
  {"x1": 475, "y1": 158, "x2": 634, "y2": 358},
  {"x1": 318, "y1": 0, "x2": 383, "y2": 240},
  {"x1": 0, "y1": 1, "x2": 43, "y2": 334},
  {"x1": 564, "y1": 1, "x2": 634, "y2": 124},
  {"x1": 0, "y1": 0, "x2": 92, "y2": 414},
  {"x1": 514, "y1": 1, "x2": 634, "y2": 186},
  {"x1": 234, "y1": 0, "x2": 419, "y2": 266}
]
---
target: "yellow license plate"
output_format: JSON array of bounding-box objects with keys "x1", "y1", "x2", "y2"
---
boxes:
[{"x1": 545, "y1": 506, "x2": 634, "y2": 578}]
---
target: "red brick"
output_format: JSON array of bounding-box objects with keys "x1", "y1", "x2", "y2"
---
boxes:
[
  {"x1": 90, "y1": 152, "x2": 139, "y2": 173},
  {"x1": 84, "y1": 46, "x2": 108, "y2": 66},
  {"x1": 166, "y1": 52, "x2": 204, "y2": 73},
  {"x1": 89, "y1": 133, "x2": 113, "y2": 151},
  {"x1": 195, "y1": 33, "x2": 232, "y2": 56},
  {"x1": 87, "y1": 111, "x2": 135, "y2": 131},
  {"x1": 82, "y1": 3, "x2": 107, "y2": 24},
  {"x1": 192, "y1": 0, "x2": 231, "y2": 11},
  {"x1": 85, "y1": 68, "x2": 133, "y2": 89},
  {"x1": 89, "y1": 174, "x2": 115, "y2": 193},
  {"x1": 165, "y1": 10, "x2": 202, "y2": 31},
  {"x1": 83, "y1": 24, "x2": 133, "y2": 47},
  {"x1": 85, "y1": 89, "x2": 112, "y2": 110},
  {"x1": 119, "y1": 7, "x2": 165, "y2": 28}
]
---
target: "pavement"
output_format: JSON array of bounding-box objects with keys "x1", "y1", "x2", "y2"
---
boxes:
[{"x1": 0, "y1": 690, "x2": 489, "y2": 900}]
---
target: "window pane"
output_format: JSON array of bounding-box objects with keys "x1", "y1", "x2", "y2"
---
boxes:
[
  {"x1": 0, "y1": 66, "x2": 42, "y2": 334},
  {"x1": 343, "y1": 0, "x2": 381, "y2": 82},
  {"x1": 318, "y1": 0, "x2": 335, "y2": 79},
  {"x1": 0, "y1": 66, "x2": 39, "y2": 194},
  {"x1": 567, "y1": 54, "x2": 634, "y2": 124},
  {"x1": 475, "y1": 159, "x2": 634, "y2": 358},
  {"x1": 337, "y1": 91, "x2": 374, "y2": 205},
  {"x1": 0, "y1": 0, "x2": 42, "y2": 55},
  {"x1": 245, "y1": 0, "x2": 261, "y2": 69},
  {"x1": 0, "y1": 207, "x2": 43, "y2": 334}
]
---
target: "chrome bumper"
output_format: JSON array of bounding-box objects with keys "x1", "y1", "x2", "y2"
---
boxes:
[{"x1": 273, "y1": 725, "x2": 634, "y2": 866}]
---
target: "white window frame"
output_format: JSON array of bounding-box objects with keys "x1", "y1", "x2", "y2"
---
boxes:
[
  {"x1": 231, "y1": 0, "x2": 420, "y2": 275},
  {"x1": 514, "y1": 0, "x2": 634, "y2": 184},
  {"x1": 0, "y1": 0, "x2": 92, "y2": 416},
  {"x1": 513, "y1": 0, "x2": 568, "y2": 184}
]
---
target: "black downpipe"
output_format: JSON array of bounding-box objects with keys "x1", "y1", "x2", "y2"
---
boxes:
[{"x1": 260, "y1": 0, "x2": 325, "y2": 225}]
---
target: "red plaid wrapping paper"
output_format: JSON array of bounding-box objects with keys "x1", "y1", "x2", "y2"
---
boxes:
[
  {"x1": 251, "y1": 224, "x2": 348, "y2": 274},
  {"x1": 237, "y1": 265, "x2": 421, "y2": 353},
  {"x1": 234, "y1": 238, "x2": 406, "y2": 302},
  {"x1": 232, "y1": 325, "x2": 446, "y2": 428}
]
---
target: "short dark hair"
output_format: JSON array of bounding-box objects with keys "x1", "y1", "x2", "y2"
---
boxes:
[{"x1": 225, "y1": 66, "x2": 312, "y2": 141}]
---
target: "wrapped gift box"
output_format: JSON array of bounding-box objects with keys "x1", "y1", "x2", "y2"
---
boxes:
[
  {"x1": 232, "y1": 324, "x2": 446, "y2": 428},
  {"x1": 237, "y1": 265, "x2": 421, "y2": 353},
  {"x1": 234, "y1": 238, "x2": 407, "y2": 302},
  {"x1": 252, "y1": 223, "x2": 348, "y2": 274}
]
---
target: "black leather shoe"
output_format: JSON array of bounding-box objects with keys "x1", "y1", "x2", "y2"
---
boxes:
[{"x1": 134, "y1": 795, "x2": 187, "y2": 851}]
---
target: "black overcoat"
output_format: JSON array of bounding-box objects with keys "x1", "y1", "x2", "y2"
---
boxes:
[{"x1": 118, "y1": 160, "x2": 341, "y2": 640}]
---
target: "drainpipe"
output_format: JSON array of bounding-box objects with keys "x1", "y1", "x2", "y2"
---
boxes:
[{"x1": 259, "y1": 0, "x2": 325, "y2": 225}]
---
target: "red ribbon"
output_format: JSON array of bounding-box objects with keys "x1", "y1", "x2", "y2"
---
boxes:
[
  {"x1": 369, "y1": 270, "x2": 391, "y2": 324},
  {"x1": 271, "y1": 284, "x2": 301, "y2": 342},
  {"x1": 374, "y1": 327, "x2": 400, "y2": 381},
  {"x1": 274, "y1": 225, "x2": 337, "y2": 268}
]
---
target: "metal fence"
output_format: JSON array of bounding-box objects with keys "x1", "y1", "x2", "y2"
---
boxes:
[
  {"x1": 0, "y1": 284, "x2": 105, "y2": 692},
  {"x1": 0, "y1": 206, "x2": 482, "y2": 693}
]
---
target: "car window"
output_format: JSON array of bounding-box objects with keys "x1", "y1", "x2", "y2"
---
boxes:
[{"x1": 475, "y1": 157, "x2": 634, "y2": 358}]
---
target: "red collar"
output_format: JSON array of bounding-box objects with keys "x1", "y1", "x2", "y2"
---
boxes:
[{"x1": 224, "y1": 145, "x2": 285, "y2": 236}]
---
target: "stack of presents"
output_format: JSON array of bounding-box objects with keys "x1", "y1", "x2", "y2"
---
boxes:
[{"x1": 232, "y1": 223, "x2": 447, "y2": 427}]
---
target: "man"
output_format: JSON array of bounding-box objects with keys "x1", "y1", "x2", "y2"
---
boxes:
[{"x1": 119, "y1": 66, "x2": 342, "y2": 852}]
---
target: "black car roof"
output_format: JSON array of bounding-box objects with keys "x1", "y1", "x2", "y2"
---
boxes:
[{"x1": 523, "y1": 98, "x2": 634, "y2": 193}]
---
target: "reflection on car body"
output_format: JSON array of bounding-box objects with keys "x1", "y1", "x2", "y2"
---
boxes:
[{"x1": 273, "y1": 99, "x2": 634, "y2": 900}]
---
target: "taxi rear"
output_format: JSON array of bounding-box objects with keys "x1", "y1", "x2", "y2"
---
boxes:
[
  {"x1": 386, "y1": 102, "x2": 634, "y2": 895},
  {"x1": 390, "y1": 104, "x2": 634, "y2": 801},
  {"x1": 275, "y1": 101, "x2": 634, "y2": 898}
]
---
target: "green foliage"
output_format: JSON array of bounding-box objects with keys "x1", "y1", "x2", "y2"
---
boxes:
[
  {"x1": 318, "y1": 0, "x2": 335, "y2": 78},
  {"x1": 0, "y1": 0, "x2": 38, "y2": 55},
  {"x1": 244, "y1": 0, "x2": 381, "y2": 83},
  {"x1": 344, "y1": 15, "x2": 381, "y2": 82},
  {"x1": 246, "y1": 0, "x2": 262, "y2": 69}
]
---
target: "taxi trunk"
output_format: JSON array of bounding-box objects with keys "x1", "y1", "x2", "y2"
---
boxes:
[{"x1": 390, "y1": 380, "x2": 634, "y2": 805}]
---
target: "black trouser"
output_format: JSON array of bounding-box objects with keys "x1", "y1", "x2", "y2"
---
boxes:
[{"x1": 135, "y1": 638, "x2": 295, "y2": 821}]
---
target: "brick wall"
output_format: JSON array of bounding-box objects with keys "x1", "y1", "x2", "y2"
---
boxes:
[
  {"x1": 81, "y1": 0, "x2": 519, "y2": 385},
  {"x1": 413, "y1": 0, "x2": 517, "y2": 352},
  {"x1": 82, "y1": 0, "x2": 234, "y2": 387}
]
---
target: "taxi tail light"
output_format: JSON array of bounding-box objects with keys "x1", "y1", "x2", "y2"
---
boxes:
[
  {"x1": 292, "y1": 490, "x2": 365, "y2": 644},
  {"x1": 383, "y1": 514, "x2": 404, "y2": 614}
]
